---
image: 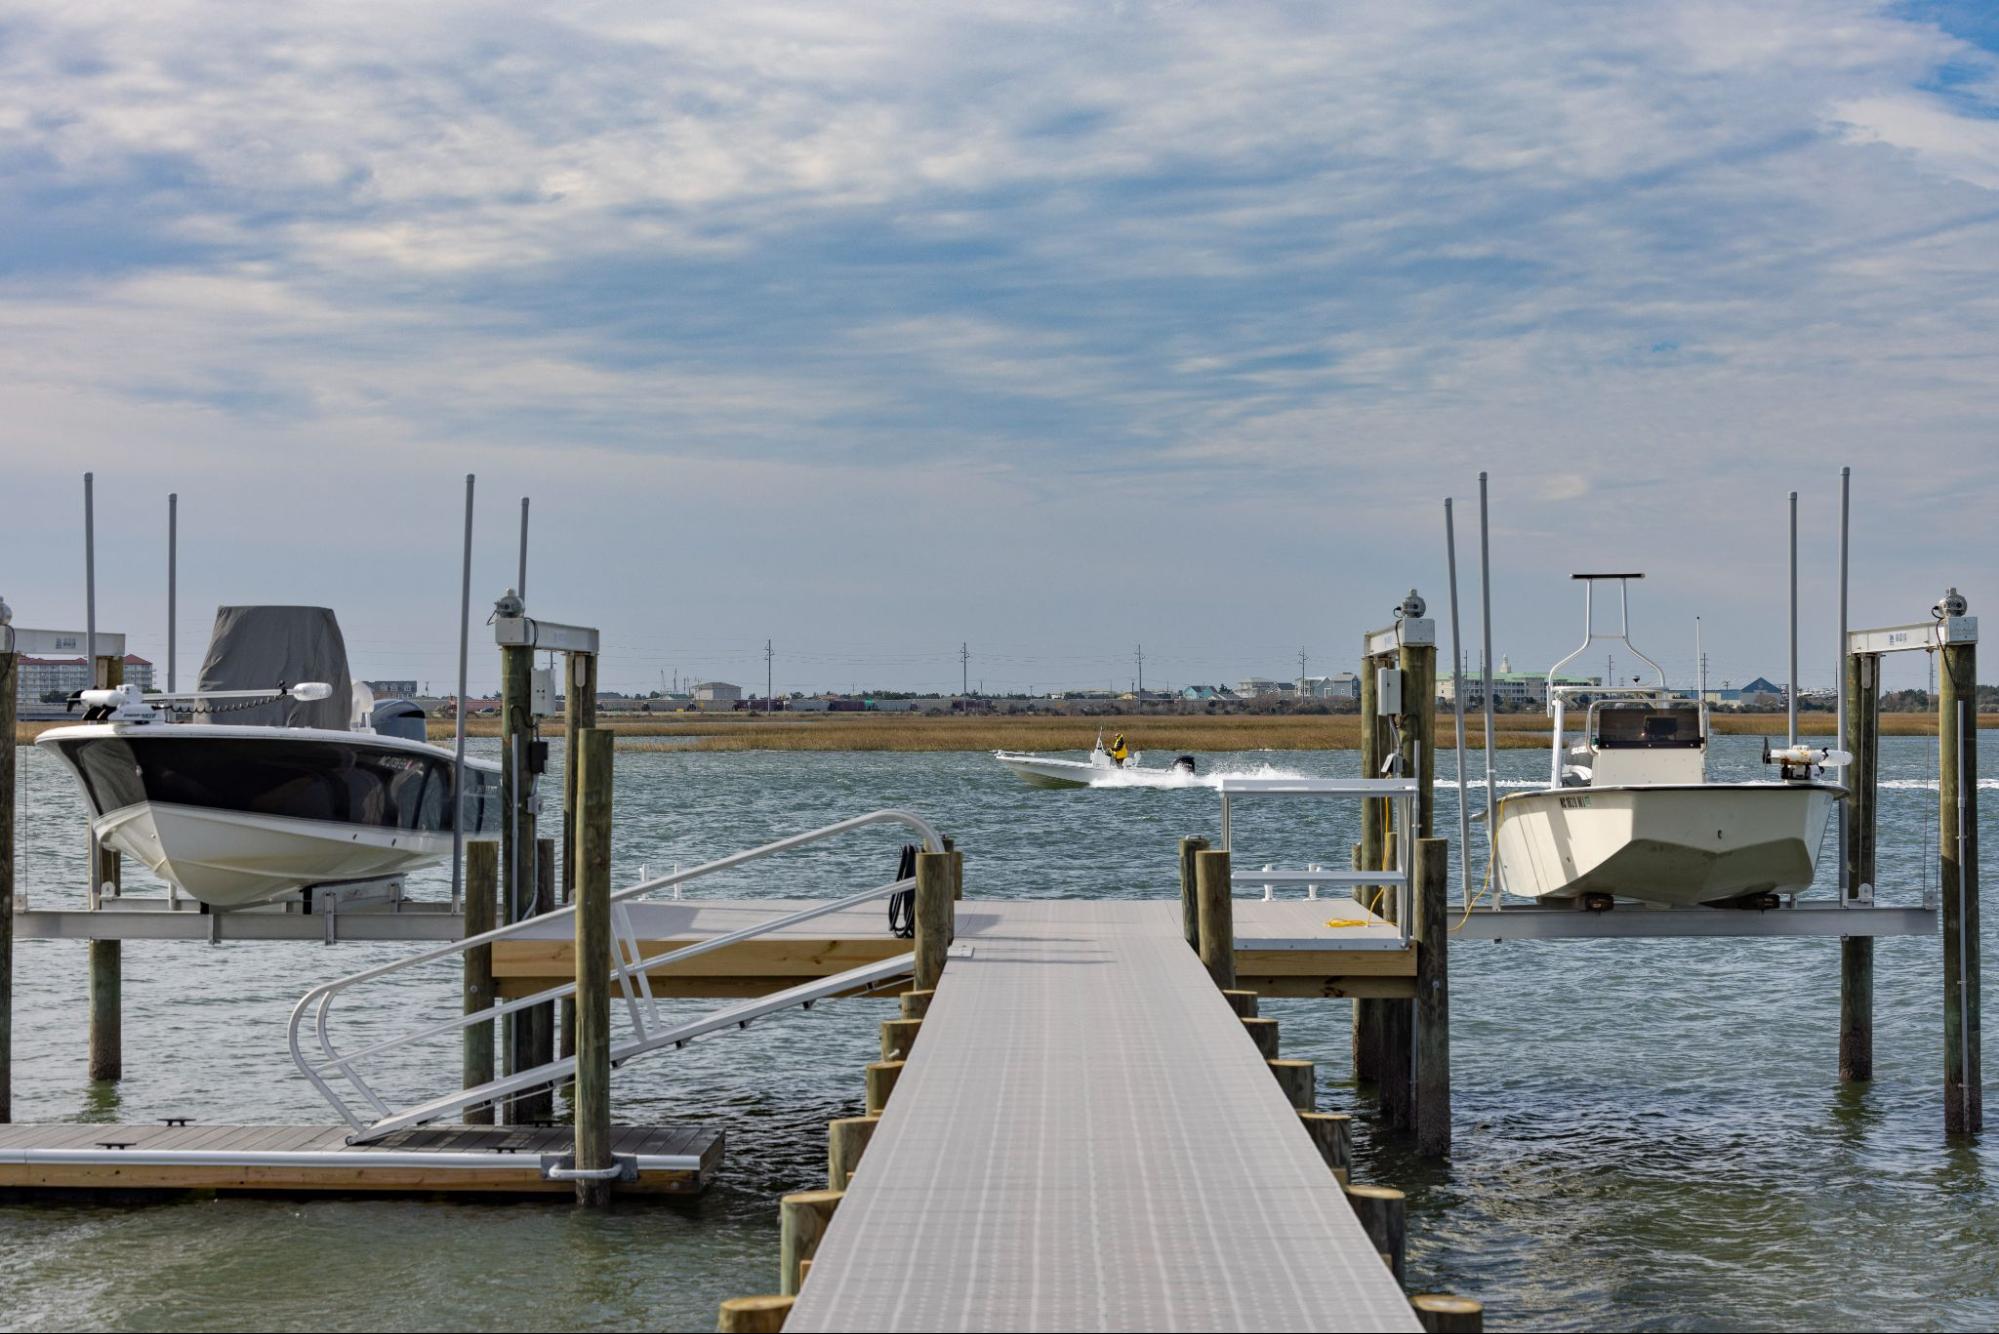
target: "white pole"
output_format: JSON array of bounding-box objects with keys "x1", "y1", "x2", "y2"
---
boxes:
[
  {"x1": 1445, "y1": 499, "x2": 1472, "y2": 907},
  {"x1": 1788, "y1": 490, "x2": 1799, "y2": 748},
  {"x1": 1478, "y1": 471, "x2": 1499, "y2": 906},
  {"x1": 517, "y1": 497, "x2": 529, "y2": 607},
  {"x1": 84, "y1": 473, "x2": 99, "y2": 910},
  {"x1": 1837, "y1": 467, "x2": 1850, "y2": 896},
  {"x1": 450, "y1": 475, "x2": 475, "y2": 914},
  {"x1": 167, "y1": 493, "x2": 178, "y2": 692}
]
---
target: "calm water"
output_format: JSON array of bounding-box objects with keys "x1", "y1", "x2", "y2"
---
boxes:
[{"x1": 3, "y1": 734, "x2": 1995, "y2": 1331}]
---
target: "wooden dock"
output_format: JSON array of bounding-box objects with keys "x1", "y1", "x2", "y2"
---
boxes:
[
  {"x1": 785, "y1": 900, "x2": 1421, "y2": 1333},
  {"x1": 0, "y1": 1121, "x2": 722, "y2": 1196},
  {"x1": 492, "y1": 897, "x2": 1415, "y2": 1000}
]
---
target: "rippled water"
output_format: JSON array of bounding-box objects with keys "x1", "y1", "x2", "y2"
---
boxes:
[{"x1": 3, "y1": 733, "x2": 1994, "y2": 1331}]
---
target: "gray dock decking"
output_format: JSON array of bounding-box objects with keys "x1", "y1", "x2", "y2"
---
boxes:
[{"x1": 787, "y1": 901, "x2": 1421, "y2": 1332}]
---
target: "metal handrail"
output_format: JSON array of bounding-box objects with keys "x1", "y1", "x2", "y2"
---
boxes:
[
  {"x1": 290, "y1": 808, "x2": 943, "y2": 1138},
  {"x1": 1216, "y1": 776, "x2": 1419, "y2": 942}
]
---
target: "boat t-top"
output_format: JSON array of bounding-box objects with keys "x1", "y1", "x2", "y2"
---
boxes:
[
  {"x1": 38, "y1": 606, "x2": 500, "y2": 908},
  {"x1": 994, "y1": 729, "x2": 1197, "y2": 789},
  {"x1": 1491, "y1": 574, "x2": 1843, "y2": 908}
]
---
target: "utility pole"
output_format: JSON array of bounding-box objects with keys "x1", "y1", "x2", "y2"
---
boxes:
[
  {"x1": 765, "y1": 639, "x2": 774, "y2": 713},
  {"x1": 961, "y1": 642, "x2": 971, "y2": 696},
  {"x1": 1134, "y1": 644, "x2": 1145, "y2": 700},
  {"x1": 1298, "y1": 646, "x2": 1308, "y2": 691}
]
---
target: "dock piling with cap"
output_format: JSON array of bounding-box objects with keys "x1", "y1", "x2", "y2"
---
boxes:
[{"x1": 572, "y1": 726, "x2": 615, "y2": 1206}]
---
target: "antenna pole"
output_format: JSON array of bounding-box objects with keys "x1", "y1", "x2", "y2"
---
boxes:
[
  {"x1": 450, "y1": 474, "x2": 475, "y2": 913},
  {"x1": 1788, "y1": 490, "x2": 1799, "y2": 748}
]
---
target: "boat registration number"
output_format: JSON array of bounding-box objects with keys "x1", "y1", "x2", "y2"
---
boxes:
[{"x1": 1559, "y1": 795, "x2": 1593, "y2": 809}]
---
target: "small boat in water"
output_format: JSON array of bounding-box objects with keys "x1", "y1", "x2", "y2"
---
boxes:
[
  {"x1": 994, "y1": 730, "x2": 1197, "y2": 789},
  {"x1": 38, "y1": 606, "x2": 500, "y2": 907},
  {"x1": 1492, "y1": 575, "x2": 1842, "y2": 907}
]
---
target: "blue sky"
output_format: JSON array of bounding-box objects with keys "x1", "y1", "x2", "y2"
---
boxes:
[{"x1": 2, "y1": 1, "x2": 1996, "y2": 695}]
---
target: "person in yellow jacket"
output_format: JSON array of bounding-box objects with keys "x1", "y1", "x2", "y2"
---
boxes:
[{"x1": 1107, "y1": 732, "x2": 1130, "y2": 766}]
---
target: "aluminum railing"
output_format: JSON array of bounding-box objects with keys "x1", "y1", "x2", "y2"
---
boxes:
[
  {"x1": 1215, "y1": 775, "x2": 1419, "y2": 942},
  {"x1": 291, "y1": 809, "x2": 943, "y2": 1142}
]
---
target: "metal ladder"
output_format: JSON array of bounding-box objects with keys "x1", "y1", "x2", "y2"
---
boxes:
[{"x1": 290, "y1": 809, "x2": 943, "y2": 1143}]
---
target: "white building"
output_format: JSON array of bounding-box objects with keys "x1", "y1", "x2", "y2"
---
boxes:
[
  {"x1": 15, "y1": 653, "x2": 154, "y2": 704},
  {"x1": 692, "y1": 681, "x2": 743, "y2": 711},
  {"x1": 1298, "y1": 673, "x2": 1360, "y2": 701}
]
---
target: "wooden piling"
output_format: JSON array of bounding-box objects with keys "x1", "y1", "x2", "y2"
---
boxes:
[
  {"x1": 1195, "y1": 849, "x2": 1235, "y2": 990},
  {"x1": 1177, "y1": 835, "x2": 1209, "y2": 951},
  {"x1": 0, "y1": 639, "x2": 14, "y2": 1123},
  {"x1": 1841, "y1": 650, "x2": 1879, "y2": 1082},
  {"x1": 573, "y1": 727, "x2": 615, "y2": 1206},
  {"x1": 1221, "y1": 989, "x2": 1259, "y2": 1019},
  {"x1": 499, "y1": 640, "x2": 536, "y2": 1106},
  {"x1": 1345, "y1": 1182, "x2": 1407, "y2": 1283},
  {"x1": 913, "y1": 851, "x2": 953, "y2": 993},
  {"x1": 1299, "y1": 1110, "x2": 1353, "y2": 1185},
  {"x1": 779, "y1": 1189, "x2": 842, "y2": 1295},
  {"x1": 880, "y1": 1017, "x2": 922, "y2": 1063},
  {"x1": 1413, "y1": 836, "x2": 1451, "y2": 1158},
  {"x1": 899, "y1": 989, "x2": 934, "y2": 1021},
  {"x1": 560, "y1": 649, "x2": 597, "y2": 1063},
  {"x1": 864, "y1": 1060, "x2": 904, "y2": 1115},
  {"x1": 462, "y1": 841, "x2": 499, "y2": 1123},
  {"x1": 1940, "y1": 630, "x2": 1982, "y2": 1136},
  {"x1": 87, "y1": 653, "x2": 121, "y2": 1083},
  {"x1": 1242, "y1": 1016, "x2": 1280, "y2": 1061},
  {"x1": 514, "y1": 836, "x2": 557, "y2": 1123},
  {"x1": 1269, "y1": 1058, "x2": 1316, "y2": 1111},
  {"x1": 717, "y1": 1296, "x2": 793, "y2": 1333},
  {"x1": 1352, "y1": 839, "x2": 1380, "y2": 1085},
  {"x1": 827, "y1": 1114, "x2": 878, "y2": 1190},
  {"x1": 1411, "y1": 1294, "x2": 1484, "y2": 1333},
  {"x1": 88, "y1": 844, "x2": 121, "y2": 1082}
]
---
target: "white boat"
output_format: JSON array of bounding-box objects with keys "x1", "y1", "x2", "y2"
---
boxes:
[
  {"x1": 994, "y1": 731, "x2": 1196, "y2": 789},
  {"x1": 1492, "y1": 575, "x2": 1842, "y2": 907},
  {"x1": 37, "y1": 606, "x2": 499, "y2": 908}
]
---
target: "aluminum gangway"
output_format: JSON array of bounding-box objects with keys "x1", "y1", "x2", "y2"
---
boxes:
[{"x1": 290, "y1": 810, "x2": 943, "y2": 1143}]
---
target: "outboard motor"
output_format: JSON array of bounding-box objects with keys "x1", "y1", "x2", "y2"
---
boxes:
[
  {"x1": 1172, "y1": 755, "x2": 1197, "y2": 774},
  {"x1": 370, "y1": 699, "x2": 430, "y2": 743}
]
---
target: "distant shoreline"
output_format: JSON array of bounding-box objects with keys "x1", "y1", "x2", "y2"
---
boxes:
[{"x1": 14, "y1": 710, "x2": 1984, "y2": 751}]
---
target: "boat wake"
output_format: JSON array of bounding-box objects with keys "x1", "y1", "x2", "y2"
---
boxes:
[{"x1": 1087, "y1": 761, "x2": 1310, "y2": 790}]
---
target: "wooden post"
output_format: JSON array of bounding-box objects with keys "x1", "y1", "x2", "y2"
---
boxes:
[
  {"x1": 462, "y1": 841, "x2": 498, "y2": 1123},
  {"x1": 779, "y1": 1189, "x2": 842, "y2": 1295},
  {"x1": 573, "y1": 727, "x2": 615, "y2": 1206},
  {"x1": 1353, "y1": 840, "x2": 1380, "y2": 1086},
  {"x1": 827, "y1": 1114, "x2": 878, "y2": 1190},
  {"x1": 513, "y1": 836, "x2": 557, "y2": 1123},
  {"x1": 499, "y1": 640, "x2": 536, "y2": 1109},
  {"x1": 560, "y1": 649, "x2": 597, "y2": 1063},
  {"x1": 1345, "y1": 1183, "x2": 1407, "y2": 1284},
  {"x1": 880, "y1": 1017, "x2": 922, "y2": 1062},
  {"x1": 1940, "y1": 629, "x2": 1982, "y2": 1136},
  {"x1": 1177, "y1": 835, "x2": 1209, "y2": 951},
  {"x1": 899, "y1": 989, "x2": 934, "y2": 1021},
  {"x1": 913, "y1": 851, "x2": 953, "y2": 993},
  {"x1": 0, "y1": 639, "x2": 14, "y2": 1123},
  {"x1": 717, "y1": 1296, "x2": 793, "y2": 1333},
  {"x1": 1242, "y1": 1016, "x2": 1280, "y2": 1060},
  {"x1": 1299, "y1": 1110, "x2": 1353, "y2": 1185},
  {"x1": 1841, "y1": 650, "x2": 1879, "y2": 1082},
  {"x1": 864, "y1": 1060, "x2": 903, "y2": 1114},
  {"x1": 1411, "y1": 1295, "x2": 1484, "y2": 1333},
  {"x1": 1221, "y1": 989, "x2": 1258, "y2": 1019},
  {"x1": 1379, "y1": 636, "x2": 1434, "y2": 1135},
  {"x1": 1269, "y1": 1058, "x2": 1315, "y2": 1110},
  {"x1": 87, "y1": 653, "x2": 121, "y2": 1083},
  {"x1": 951, "y1": 847, "x2": 964, "y2": 903},
  {"x1": 1195, "y1": 849, "x2": 1235, "y2": 990},
  {"x1": 1413, "y1": 836, "x2": 1451, "y2": 1157}
]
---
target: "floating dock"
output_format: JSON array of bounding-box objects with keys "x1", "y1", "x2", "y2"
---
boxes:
[
  {"x1": 786, "y1": 901, "x2": 1419, "y2": 1332},
  {"x1": 0, "y1": 1121, "x2": 722, "y2": 1195}
]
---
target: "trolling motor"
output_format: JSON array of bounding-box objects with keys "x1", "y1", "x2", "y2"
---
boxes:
[{"x1": 68, "y1": 681, "x2": 333, "y2": 723}]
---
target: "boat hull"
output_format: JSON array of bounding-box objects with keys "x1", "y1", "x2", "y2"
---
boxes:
[
  {"x1": 37, "y1": 725, "x2": 500, "y2": 907},
  {"x1": 1493, "y1": 783, "x2": 1840, "y2": 906}
]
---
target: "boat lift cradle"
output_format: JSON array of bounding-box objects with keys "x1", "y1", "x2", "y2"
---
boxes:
[{"x1": 290, "y1": 809, "x2": 944, "y2": 1144}]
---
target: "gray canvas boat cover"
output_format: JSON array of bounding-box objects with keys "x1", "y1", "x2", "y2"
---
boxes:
[{"x1": 196, "y1": 606, "x2": 352, "y2": 729}]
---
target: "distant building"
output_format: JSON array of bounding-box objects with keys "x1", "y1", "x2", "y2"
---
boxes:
[
  {"x1": 1237, "y1": 678, "x2": 1295, "y2": 698},
  {"x1": 692, "y1": 681, "x2": 742, "y2": 712},
  {"x1": 15, "y1": 653, "x2": 154, "y2": 704},
  {"x1": 1298, "y1": 673, "x2": 1360, "y2": 701},
  {"x1": 1437, "y1": 656, "x2": 1599, "y2": 708},
  {"x1": 1738, "y1": 676, "x2": 1786, "y2": 709}
]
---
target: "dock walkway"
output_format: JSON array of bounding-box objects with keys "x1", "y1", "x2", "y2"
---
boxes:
[{"x1": 787, "y1": 901, "x2": 1420, "y2": 1333}]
